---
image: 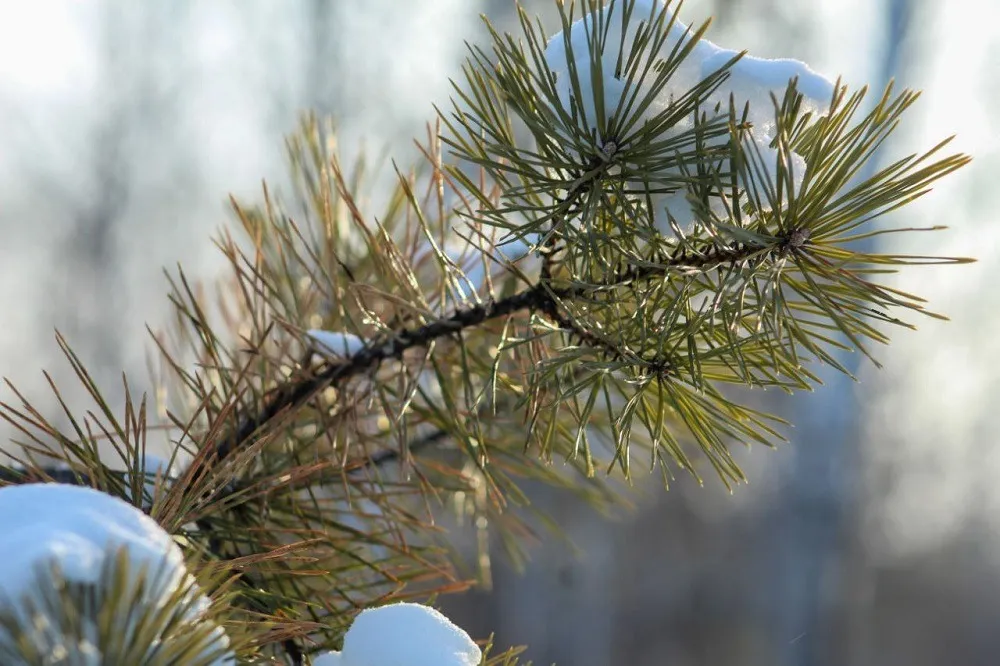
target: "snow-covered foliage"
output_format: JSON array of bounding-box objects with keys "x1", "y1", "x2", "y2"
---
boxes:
[
  {"x1": 0, "y1": 483, "x2": 232, "y2": 663},
  {"x1": 544, "y1": 0, "x2": 835, "y2": 233},
  {"x1": 312, "y1": 602, "x2": 481, "y2": 666},
  {"x1": 0, "y1": 484, "x2": 183, "y2": 597}
]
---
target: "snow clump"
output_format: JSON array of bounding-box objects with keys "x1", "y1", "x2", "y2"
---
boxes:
[
  {"x1": 543, "y1": 0, "x2": 836, "y2": 234},
  {"x1": 0, "y1": 483, "x2": 232, "y2": 663},
  {"x1": 311, "y1": 602, "x2": 481, "y2": 666}
]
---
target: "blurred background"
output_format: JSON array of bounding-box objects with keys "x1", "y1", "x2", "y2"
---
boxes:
[{"x1": 0, "y1": 1, "x2": 995, "y2": 664}]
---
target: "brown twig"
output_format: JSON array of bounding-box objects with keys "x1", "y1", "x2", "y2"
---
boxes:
[{"x1": 212, "y1": 237, "x2": 773, "y2": 468}]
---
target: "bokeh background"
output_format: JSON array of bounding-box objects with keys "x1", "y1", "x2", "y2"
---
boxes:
[{"x1": 0, "y1": 1, "x2": 996, "y2": 664}]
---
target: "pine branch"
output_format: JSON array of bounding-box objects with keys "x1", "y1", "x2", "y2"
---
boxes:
[
  {"x1": 0, "y1": 466, "x2": 87, "y2": 486},
  {"x1": 359, "y1": 428, "x2": 452, "y2": 472},
  {"x1": 203, "y1": 237, "x2": 774, "y2": 473},
  {"x1": 0, "y1": 3, "x2": 974, "y2": 662}
]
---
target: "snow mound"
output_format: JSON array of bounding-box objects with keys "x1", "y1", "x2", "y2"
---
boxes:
[
  {"x1": 0, "y1": 483, "x2": 232, "y2": 663},
  {"x1": 313, "y1": 602, "x2": 481, "y2": 666},
  {"x1": 543, "y1": 0, "x2": 835, "y2": 234}
]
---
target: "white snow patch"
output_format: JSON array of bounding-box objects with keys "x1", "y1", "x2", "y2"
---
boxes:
[
  {"x1": 0, "y1": 484, "x2": 184, "y2": 597},
  {"x1": 0, "y1": 483, "x2": 232, "y2": 663},
  {"x1": 313, "y1": 602, "x2": 481, "y2": 666},
  {"x1": 308, "y1": 330, "x2": 366, "y2": 358},
  {"x1": 543, "y1": 0, "x2": 835, "y2": 234},
  {"x1": 415, "y1": 236, "x2": 532, "y2": 300}
]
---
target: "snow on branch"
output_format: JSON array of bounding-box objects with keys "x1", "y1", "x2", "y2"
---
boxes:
[
  {"x1": 312, "y1": 602, "x2": 481, "y2": 666},
  {"x1": 543, "y1": 0, "x2": 835, "y2": 233},
  {"x1": 0, "y1": 483, "x2": 232, "y2": 664}
]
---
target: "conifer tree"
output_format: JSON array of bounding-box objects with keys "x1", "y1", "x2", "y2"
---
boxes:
[{"x1": 0, "y1": 1, "x2": 971, "y2": 664}]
